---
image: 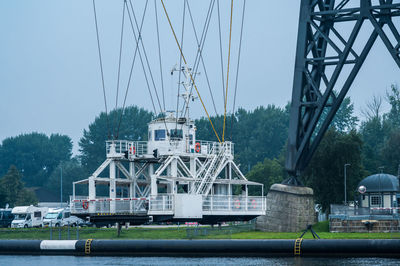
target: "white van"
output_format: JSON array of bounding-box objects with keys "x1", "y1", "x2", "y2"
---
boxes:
[
  {"x1": 43, "y1": 208, "x2": 83, "y2": 227},
  {"x1": 11, "y1": 206, "x2": 48, "y2": 228}
]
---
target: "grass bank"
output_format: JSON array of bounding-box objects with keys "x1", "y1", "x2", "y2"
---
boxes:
[{"x1": 1, "y1": 221, "x2": 399, "y2": 240}]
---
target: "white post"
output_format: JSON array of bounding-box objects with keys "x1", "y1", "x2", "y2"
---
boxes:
[
  {"x1": 150, "y1": 164, "x2": 157, "y2": 196},
  {"x1": 129, "y1": 161, "x2": 135, "y2": 212},
  {"x1": 88, "y1": 176, "x2": 96, "y2": 213},
  {"x1": 110, "y1": 160, "x2": 116, "y2": 213},
  {"x1": 171, "y1": 157, "x2": 178, "y2": 193}
]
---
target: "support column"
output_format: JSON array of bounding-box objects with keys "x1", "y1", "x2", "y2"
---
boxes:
[
  {"x1": 129, "y1": 161, "x2": 135, "y2": 212},
  {"x1": 171, "y1": 157, "x2": 178, "y2": 194},
  {"x1": 88, "y1": 176, "x2": 96, "y2": 213},
  {"x1": 110, "y1": 160, "x2": 116, "y2": 213}
]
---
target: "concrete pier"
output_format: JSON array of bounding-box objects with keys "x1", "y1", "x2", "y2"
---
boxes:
[{"x1": 256, "y1": 183, "x2": 316, "y2": 232}]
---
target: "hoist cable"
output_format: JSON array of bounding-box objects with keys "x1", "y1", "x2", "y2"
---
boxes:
[
  {"x1": 175, "y1": 0, "x2": 186, "y2": 131},
  {"x1": 217, "y1": 0, "x2": 226, "y2": 109},
  {"x1": 161, "y1": 0, "x2": 221, "y2": 143},
  {"x1": 129, "y1": 0, "x2": 164, "y2": 115},
  {"x1": 154, "y1": 0, "x2": 166, "y2": 111},
  {"x1": 92, "y1": 0, "x2": 111, "y2": 139},
  {"x1": 222, "y1": 0, "x2": 234, "y2": 143},
  {"x1": 230, "y1": 0, "x2": 246, "y2": 141},
  {"x1": 113, "y1": 0, "x2": 126, "y2": 138},
  {"x1": 116, "y1": 0, "x2": 156, "y2": 137},
  {"x1": 186, "y1": 0, "x2": 218, "y2": 116}
]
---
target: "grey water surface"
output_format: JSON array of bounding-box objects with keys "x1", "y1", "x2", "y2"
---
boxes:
[{"x1": 1, "y1": 256, "x2": 400, "y2": 266}]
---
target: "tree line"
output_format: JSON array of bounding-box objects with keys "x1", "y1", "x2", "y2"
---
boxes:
[{"x1": 0, "y1": 85, "x2": 399, "y2": 211}]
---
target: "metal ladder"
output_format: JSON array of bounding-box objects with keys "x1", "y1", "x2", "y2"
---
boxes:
[{"x1": 193, "y1": 144, "x2": 227, "y2": 195}]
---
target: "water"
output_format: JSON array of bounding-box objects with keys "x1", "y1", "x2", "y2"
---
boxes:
[{"x1": 1, "y1": 256, "x2": 400, "y2": 266}]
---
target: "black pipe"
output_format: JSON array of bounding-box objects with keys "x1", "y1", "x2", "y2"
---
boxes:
[{"x1": 1, "y1": 239, "x2": 400, "y2": 257}]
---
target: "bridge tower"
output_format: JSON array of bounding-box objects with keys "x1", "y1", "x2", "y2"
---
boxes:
[{"x1": 286, "y1": 0, "x2": 400, "y2": 182}]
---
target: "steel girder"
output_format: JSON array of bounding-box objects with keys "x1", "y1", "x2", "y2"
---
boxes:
[{"x1": 285, "y1": 0, "x2": 400, "y2": 182}]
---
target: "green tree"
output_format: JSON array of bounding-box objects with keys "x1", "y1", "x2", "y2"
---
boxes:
[
  {"x1": 196, "y1": 105, "x2": 290, "y2": 172},
  {"x1": 79, "y1": 106, "x2": 153, "y2": 174},
  {"x1": 0, "y1": 133, "x2": 72, "y2": 187},
  {"x1": 381, "y1": 129, "x2": 400, "y2": 175},
  {"x1": 302, "y1": 129, "x2": 365, "y2": 212},
  {"x1": 385, "y1": 84, "x2": 400, "y2": 129},
  {"x1": 247, "y1": 158, "x2": 285, "y2": 195},
  {"x1": 0, "y1": 165, "x2": 37, "y2": 207}
]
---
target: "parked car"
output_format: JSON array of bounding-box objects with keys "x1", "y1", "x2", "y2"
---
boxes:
[{"x1": 43, "y1": 208, "x2": 84, "y2": 227}]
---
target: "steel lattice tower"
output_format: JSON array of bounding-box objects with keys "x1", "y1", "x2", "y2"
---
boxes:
[{"x1": 285, "y1": 0, "x2": 400, "y2": 183}]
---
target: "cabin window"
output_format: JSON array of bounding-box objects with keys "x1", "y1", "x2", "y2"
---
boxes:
[
  {"x1": 34, "y1": 212, "x2": 41, "y2": 218},
  {"x1": 189, "y1": 134, "x2": 193, "y2": 145},
  {"x1": 170, "y1": 129, "x2": 183, "y2": 140},
  {"x1": 64, "y1": 212, "x2": 70, "y2": 218},
  {"x1": 155, "y1": 129, "x2": 166, "y2": 141},
  {"x1": 370, "y1": 195, "x2": 382, "y2": 206}
]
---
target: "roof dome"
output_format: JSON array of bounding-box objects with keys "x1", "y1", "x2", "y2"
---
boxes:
[{"x1": 358, "y1": 174, "x2": 399, "y2": 193}]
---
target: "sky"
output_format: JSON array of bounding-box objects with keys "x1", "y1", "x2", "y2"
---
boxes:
[{"x1": 0, "y1": 1, "x2": 399, "y2": 155}]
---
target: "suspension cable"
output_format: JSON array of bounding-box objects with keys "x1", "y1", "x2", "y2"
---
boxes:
[
  {"x1": 126, "y1": 0, "x2": 171, "y2": 137},
  {"x1": 154, "y1": 0, "x2": 166, "y2": 111},
  {"x1": 129, "y1": 0, "x2": 164, "y2": 115},
  {"x1": 175, "y1": 0, "x2": 186, "y2": 131},
  {"x1": 116, "y1": 0, "x2": 155, "y2": 137},
  {"x1": 180, "y1": 0, "x2": 214, "y2": 118},
  {"x1": 186, "y1": 0, "x2": 218, "y2": 115},
  {"x1": 230, "y1": 0, "x2": 246, "y2": 141},
  {"x1": 161, "y1": 0, "x2": 221, "y2": 143},
  {"x1": 217, "y1": 0, "x2": 225, "y2": 109},
  {"x1": 222, "y1": 0, "x2": 234, "y2": 143},
  {"x1": 92, "y1": 0, "x2": 111, "y2": 139},
  {"x1": 113, "y1": 0, "x2": 126, "y2": 138}
]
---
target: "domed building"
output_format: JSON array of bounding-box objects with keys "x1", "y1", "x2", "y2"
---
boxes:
[{"x1": 358, "y1": 173, "x2": 399, "y2": 209}]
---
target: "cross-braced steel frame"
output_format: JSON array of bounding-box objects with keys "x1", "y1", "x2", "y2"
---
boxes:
[{"x1": 285, "y1": 0, "x2": 400, "y2": 183}]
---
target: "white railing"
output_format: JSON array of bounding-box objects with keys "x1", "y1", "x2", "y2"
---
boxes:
[
  {"x1": 202, "y1": 195, "x2": 266, "y2": 213},
  {"x1": 194, "y1": 140, "x2": 234, "y2": 157},
  {"x1": 105, "y1": 140, "x2": 233, "y2": 158},
  {"x1": 106, "y1": 140, "x2": 148, "y2": 157},
  {"x1": 148, "y1": 194, "x2": 174, "y2": 212},
  {"x1": 70, "y1": 196, "x2": 148, "y2": 214}
]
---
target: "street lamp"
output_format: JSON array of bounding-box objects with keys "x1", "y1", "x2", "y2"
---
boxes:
[
  {"x1": 60, "y1": 164, "x2": 63, "y2": 208},
  {"x1": 344, "y1": 163, "x2": 351, "y2": 205}
]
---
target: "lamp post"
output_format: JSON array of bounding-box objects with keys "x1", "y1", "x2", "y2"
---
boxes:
[
  {"x1": 344, "y1": 164, "x2": 351, "y2": 205},
  {"x1": 60, "y1": 164, "x2": 63, "y2": 208}
]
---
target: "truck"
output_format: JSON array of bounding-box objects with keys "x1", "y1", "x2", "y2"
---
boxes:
[
  {"x1": 11, "y1": 206, "x2": 48, "y2": 228},
  {"x1": 43, "y1": 208, "x2": 83, "y2": 227},
  {"x1": 0, "y1": 208, "x2": 14, "y2": 228}
]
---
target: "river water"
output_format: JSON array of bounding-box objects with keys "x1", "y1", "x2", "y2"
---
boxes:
[{"x1": 1, "y1": 256, "x2": 400, "y2": 265}]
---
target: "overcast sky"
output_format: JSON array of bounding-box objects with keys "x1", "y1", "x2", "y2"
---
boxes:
[{"x1": 0, "y1": 0, "x2": 399, "y2": 154}]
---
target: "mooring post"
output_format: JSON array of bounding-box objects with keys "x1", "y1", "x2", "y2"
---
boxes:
[{"x1": 117, "y1": 222, "x2": 122, "y2": 237}]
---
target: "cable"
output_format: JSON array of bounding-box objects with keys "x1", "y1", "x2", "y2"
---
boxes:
[
  {"x1": 186, "y1": 0, "x2": 218, "y2": 115},
  {"x1": 154, "y1": 0, "x2": 166, "y2": 111},
  {"x1": 230, "y1": 0, "x2": 246, "y2": 141},
  {"x1": 161, "y1": 0, "x2": 221, "y2": 143},
  {"x1": 128, "y1": 0, "x2": 170, "y2": 136},
  {"x1": 116, "y1": 0, "x2": 155, "y2": 137},
  {"x1": 222, "y1": 0, "x2": 234, "y2": 142},
  {"x1": 180, "y1": 0, "x2": 214, "y2": 118},
  {"x1": 129, "y1": 0, "x2": 164, "y2": 115},
  {"x1": 176, "y1": 0, "x2": 186, "y2": 131},
  {"x1": 92, "y1": 0, "x2": 111, "y2": 139},
  {"x1": 113, "y1": 0, "x2": 126, "y2": 138},
  {"x1": 217, "y1": 0, "x2": 225, "y2": 109}
]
